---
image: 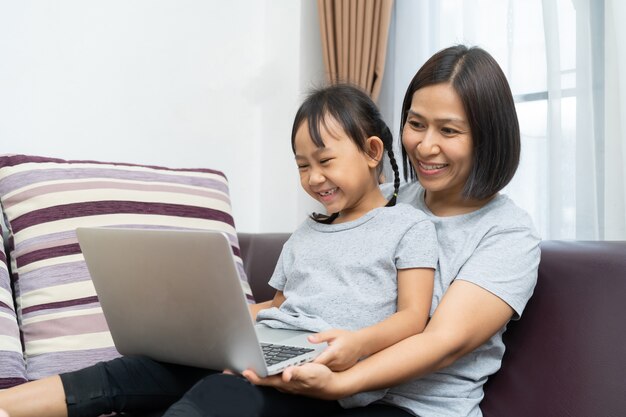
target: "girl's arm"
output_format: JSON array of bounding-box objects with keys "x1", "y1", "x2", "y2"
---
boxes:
[
  {"x1": 248, "y1": 291, "x2": 286, "y2": 320},
  {"x1": 310, "y1": 267, "x2": 434, "y2": 371},
  {"x1": 243, "y1": 279, "x2": 514, "y2": 399}
]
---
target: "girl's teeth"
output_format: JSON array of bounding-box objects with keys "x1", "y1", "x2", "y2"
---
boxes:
[{"x1": 320, "y1": 188, "x2": 336, "y2": 196}]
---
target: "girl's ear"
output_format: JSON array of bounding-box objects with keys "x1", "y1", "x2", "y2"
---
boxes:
[{"x1": 365, "y1": 136, "x2": 385, "y2": 168}]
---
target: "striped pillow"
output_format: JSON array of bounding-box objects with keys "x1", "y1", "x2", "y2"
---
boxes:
[
  {"x1": 0, "y1": 231, "x2": 28, "y2": 388},
  {"x1": 0, "y1": 154, "x2": 252, "y2": 381}
]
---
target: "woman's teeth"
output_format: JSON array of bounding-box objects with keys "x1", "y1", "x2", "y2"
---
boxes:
[{"x1": 420, "y1": 162, "x2": 447, "y2": 170}]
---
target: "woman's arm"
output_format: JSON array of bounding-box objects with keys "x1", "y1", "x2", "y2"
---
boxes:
[
  {"x1": 310, "y1": 267, "x2": 434, "y2": 370},
  {"x1": 243, "y1": 279, "x2": 513, "y2": 399}
]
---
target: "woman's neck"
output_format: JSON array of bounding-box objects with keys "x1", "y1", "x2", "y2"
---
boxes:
[{"x1": 424, "y1": 189, "x2": 496, "y2": 217}]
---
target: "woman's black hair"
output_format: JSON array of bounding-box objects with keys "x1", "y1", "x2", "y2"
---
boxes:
[
  {"x1": 291, "y1": 83, "x2": 400, "y2": 224},
  {"x1": 400, "y1": 45, "x2": 521, "y2": 200}
]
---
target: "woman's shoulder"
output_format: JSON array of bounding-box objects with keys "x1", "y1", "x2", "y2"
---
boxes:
[
  {"x1": 483, "y1": 193, "x2": 537, "y2": 232},
  {"x1": 433, "y1": 193, "x2": 540, "y2": 261}
]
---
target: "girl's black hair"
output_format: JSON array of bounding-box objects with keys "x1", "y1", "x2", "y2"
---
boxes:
[{"x1": 291, "y1": 83, "x2": 400, "y2": 224}]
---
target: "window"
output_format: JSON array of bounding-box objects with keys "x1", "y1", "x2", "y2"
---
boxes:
[{"x1": 382, "y1": 0, "x2": 618, "y2": 239}]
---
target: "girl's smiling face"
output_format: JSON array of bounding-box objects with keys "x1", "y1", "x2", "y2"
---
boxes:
[
  {"x1": 402, "y1": 83, "x2": 474, "y2": 209},
  {"x1": 294, "y1": 116, "x2": 386, "y2": 223}
]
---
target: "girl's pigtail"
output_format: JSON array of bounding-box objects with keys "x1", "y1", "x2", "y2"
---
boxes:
[
  {"x1": 378, "y1": 120, "x2": 399, "y2": 207},
  {"x1": 310, "y1": 212, "x2": 339, "y2": 224},
  {"x1": 385, "y1": 147, "x2": 400, "y2": 207}
]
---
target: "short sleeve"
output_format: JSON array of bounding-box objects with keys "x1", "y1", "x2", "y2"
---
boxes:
[
  {"x1": 395, "y1": 219, "x2": 438, "y2": 270},
  {"x1": 457, "y1": 226, "x2": 540, "y2": 319},
  {"x1": 267, "y1": 238, "x2": 291, "y2": 291}
]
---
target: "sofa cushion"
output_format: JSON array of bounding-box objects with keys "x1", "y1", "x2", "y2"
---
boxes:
[
  {"x1": 0, "y1": 154, "x2": 252, "y2": 381},
  {"x1": 0, "y1": 231, "x2": 28, "y2": 388},
  {"x1": 482, "y1": 240, "x2": 626, "y2": 417}
]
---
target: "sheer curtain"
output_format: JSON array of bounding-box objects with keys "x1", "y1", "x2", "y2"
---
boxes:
[
  {"x1": 605, "y1": 0, "x2": 626, "y2": 239},
  {"x1": 380, "y1": 0, "x2": 626, "y2": 240}
]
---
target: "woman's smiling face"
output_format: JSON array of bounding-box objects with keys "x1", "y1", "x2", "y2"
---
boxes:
[{"x1": 402, "y1": 82, "x2": 473, "y2": 204}]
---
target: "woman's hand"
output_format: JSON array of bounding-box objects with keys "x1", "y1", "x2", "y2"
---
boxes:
[
  {"x1": 242, "y1": 363, "x2": 348, "y2": 400},
  {"x1": 309, "y1": 329, "x2": 364, "y2": 371}
]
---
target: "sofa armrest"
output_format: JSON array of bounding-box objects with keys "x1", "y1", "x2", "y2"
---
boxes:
[{"x1": 237, "y1": 232, "x2": 290, "y2": 303}]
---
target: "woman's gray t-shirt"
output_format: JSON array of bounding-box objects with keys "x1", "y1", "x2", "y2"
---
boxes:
[{"x1": 346, "y1": 182, "x2": 541, "y2": 417}]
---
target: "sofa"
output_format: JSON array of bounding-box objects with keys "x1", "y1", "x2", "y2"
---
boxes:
[
  {"x1": 1, "y1": 231, "x2": 625, "y2": 415},
  {"x1": 239, "y1": 233, "x2": 626, "y2": 417},
  {"x1": 1, "y1": 153, "x2": 624, "y2": 415}
]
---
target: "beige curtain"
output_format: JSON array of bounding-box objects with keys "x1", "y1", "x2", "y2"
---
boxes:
[{"x1": 317, "y1": 0, "x2": 394, "y2": 102}]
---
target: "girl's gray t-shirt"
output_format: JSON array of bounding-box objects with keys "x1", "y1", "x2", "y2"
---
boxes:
[
  {"x1": 349, "y1": 182, "x2": 541, "y2": 416},
  {"x1": 257, "y1": 203, "x2": 438, "y2": 333},
  {"x1": 256, "y1": 202, "x2": 439, "y2": 408}
]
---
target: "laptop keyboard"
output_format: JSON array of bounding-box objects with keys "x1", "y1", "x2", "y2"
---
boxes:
[{"x1": 261, "y1": 343, "x2": 315, "y2": 366}]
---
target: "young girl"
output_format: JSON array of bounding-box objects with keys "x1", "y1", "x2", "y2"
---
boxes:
[
  {"x1": 163, "y1": 84, "x2": 438, "y2": 416},
  {"x1": 0, "y1": 84, "x2": 438, "y2": 417},
  {"x1": 253, "y1": 83, "x2": 438, "y2": 371}
]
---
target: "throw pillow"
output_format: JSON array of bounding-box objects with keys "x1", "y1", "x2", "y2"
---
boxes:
[
  {"x1": 0, "y1": 154, "x2": 252, "y2": 381},
  {"x1": 0, "y1": 230, "x2": 28, "y2": 388}
]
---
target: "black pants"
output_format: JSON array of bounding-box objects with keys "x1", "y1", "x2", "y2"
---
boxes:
[{"x1": 60, "y1": 356, "x2": 412, "y2": 417}]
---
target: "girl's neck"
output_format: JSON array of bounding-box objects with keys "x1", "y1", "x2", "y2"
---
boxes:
[
  {"x1": 334, "y1": 187, "x2": 388, "y2": 224},
  {"x1": 424, "y1": 189, "x2": 496, "y2": 217}
]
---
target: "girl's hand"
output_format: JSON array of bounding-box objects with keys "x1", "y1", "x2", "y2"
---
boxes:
[
  {"x1": 308, "y1": 329, "x2": 364, "y2": 371},
  {"x1": 242, "y1": 363, "x2": 347, "y2": 400}
]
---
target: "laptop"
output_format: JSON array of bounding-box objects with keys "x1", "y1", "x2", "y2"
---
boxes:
[{"x1": 76, "y1": 227, "x2": 325, "y2": 377}]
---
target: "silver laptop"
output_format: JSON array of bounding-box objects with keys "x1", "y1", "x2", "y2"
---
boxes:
[{"x1": 76, "y1": 227, "x2": 325, "y2": 377}]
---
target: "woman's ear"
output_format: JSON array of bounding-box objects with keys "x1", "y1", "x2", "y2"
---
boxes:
[{"x1": 365, "y1": 136, "x2": 385, "y2": 168}]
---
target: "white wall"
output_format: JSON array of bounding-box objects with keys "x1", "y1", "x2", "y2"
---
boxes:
[{"x1": 0, "y1": 0, "x2": 325, "y2": 232}]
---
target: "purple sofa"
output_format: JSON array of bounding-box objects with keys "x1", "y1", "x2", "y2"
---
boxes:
[
  {"x1": 5, "y1": 234, "x2": 623, "y2": 416},
  {"x1": 238, "y1": 234, "x2": 626, "y2": 417}
]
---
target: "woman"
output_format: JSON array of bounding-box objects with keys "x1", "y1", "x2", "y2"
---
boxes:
[
  {"x1": 0, "y1": 45, "x2": 540, "y2": 417},
  {"x1": 175, "y1": 44, "x2": 540, "y2": 417}
]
